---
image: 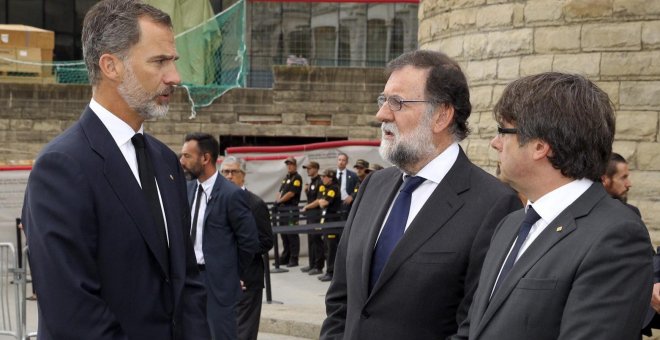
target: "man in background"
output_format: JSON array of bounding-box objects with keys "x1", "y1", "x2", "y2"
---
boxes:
[
  {"x1": 601, "y1": 152, "x2": 640, "y2": 216},
  {"x1": 180, "y1": 133, "x2": 259, "y2": 339},
  {"x1": 220, "y1": 156, "x2": 274, "y2": 340},
  {"x1": 21, "y1": 1, "x2": 210, "y2": 338},
  {"x1": 301, "y1": 161, "x2": 325, "y2": 276},
  {"x1": 275, "y1": 157, "x2": 303, "y2": 267},
  {"x1": 336, "y1": 152, "x2": 358, "y2": 216}
]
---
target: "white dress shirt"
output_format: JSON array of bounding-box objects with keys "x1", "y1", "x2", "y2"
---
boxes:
[
  {"x1": 337, "y1": 168, "x2": 348, "y2": 199},
  {"x1": 375, "y1": 143, "x2": 460, "y2": 242},
  {"x1": 191, "y1": 171, "x2": 218, "y2": 264},
  {"x1": 491, "y1": 178, "x2": 593, "y2": 297},
  {"x1": 90, "y1": 99, "x2": 170, "y2": 244}
]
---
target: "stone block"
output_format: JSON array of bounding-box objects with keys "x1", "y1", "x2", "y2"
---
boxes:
[
  {"x1": 347, "y1": 126, "x2": 379, "y2": 139},
  {"x1": 282, "y1": 113, "x2": 306, "y2": 125},
  {"x1": 446, "y1": 0, "x2": 487, "y2": 8},
  {"x1": 637, "y1": 142, "x2": 660, "y2": 170},
  {"x1": 476, "y1": 4, "x2": 515, "y2": 29},
  {"x1": 520, "y1": 55, "x2": 554, "y2": 76},
  {"x1": 173, "y1": 122, "x2": 202, "y2": 134},
  {"x1": 563, "y1": 0, "x2": 613, "y2": 20},
  {"x1": 0, "y1": 119, "x2": 8, "y2": 130},
  {"x1": 466, "y1": 138, "x2": 492, "y2": 166},
  {"x1": 642, "y1": 21, "x2": 660, "y2": 49},
  {"x1": 492, "y1": 84, "x2": 508, "y2": 107},
  {"x1": 478, "y1": 112, "x2": 498, "y2": 138},
  {"x1": 448, "y1": 8, "x2": 476, "y2": 31},
  {"x1": 464, "y1": 33, "x2": 489, "y2": 59},
  {"x1": 620, "y1": 81, "x2": 660, "y2": 109},
  {"x1": 470, "y1": 85, "x2": 494, "y2": 111},
  {"x1": 602, "y1": 51, "x2": 660, "y2": 77},
  {"x1": 524, "y1": 0, "x2": 564, "y2": 24},
  {"x1": 9, "y1": 119, "x2": 33, "y2": 130},
  {"x1": 552, "y1": 53, "x2": 601, "y2": 77},
  {"x1": 146, "y1": 122, "x2": 175, "y2": 134},
  {"x1": 594, "y1": 81, "x2": 620, "y2": 106},
  {"x1": 485, "y1": 29, "x2": 534, "y2": 58},
  {"x1": 615, "y1": 111, "x2": 658, "y2": 141},
  {"x1": 614, "y1": 0, "x2": 660, "y2": 17},
  {"x1": 612, "y1": 140, "x2": 637, "y2": 166},
  {"x1": 466, "y1": 59, "x2": 498, "y2": 82},
  {"x1": 582, "y1": 22, "x2": 642, "y2": 51},
  {"x1": 239, "y1": 114, "x2": 282, "y2": 124},
  {"x1": 436, "y1": 35, "x2": 465, "y2": 58},
  {"x1": 497, "y1": 57, "x2": 520, "y2": 80},
  {"x1": 209, "y1": 113, "x2": 236, "y2": 124},
  {"x1": 630, "y1": 171, "x2": 660, "y2": 202},
  {"x1": 638, "y1": 200, "x2": 660, "y2": 237},
  {"x1": 534, "y1": 26, "x2": 581, "y2": 53}
]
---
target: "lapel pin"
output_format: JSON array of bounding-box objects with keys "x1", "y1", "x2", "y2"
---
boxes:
[
  {"x1": 556, "y1": 226, "x2": 563, "y2": 232},
  {"x1": 169, "y1": 174, "x2": 174, "y2": 180}
]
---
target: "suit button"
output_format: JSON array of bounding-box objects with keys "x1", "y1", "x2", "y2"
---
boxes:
[{"x1": 361, "y1": 310, "x2": 369, "y2": 319}]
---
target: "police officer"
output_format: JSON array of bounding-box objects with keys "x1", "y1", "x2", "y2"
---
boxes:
[
  {"x1": 275, "y1": 156, "x2": 303, "y2": 267},
  {"x1": 301, "y1": 161, "x2": 325, "y2": 275},
  {"x1": 317, "y1": 169, "x2": 342, "y2": 282}
]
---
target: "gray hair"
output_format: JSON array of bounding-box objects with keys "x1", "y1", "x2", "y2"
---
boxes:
[
  {"x1": 222, "y1": 156, "x2": 246, "y2": 173},
  {"x1": 82, "y1": 0, "x2": 172, "y2": 85}
]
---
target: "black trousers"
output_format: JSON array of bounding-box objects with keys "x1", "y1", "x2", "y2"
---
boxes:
[
  {"x1": 305, "y1": 209, "x2": 324, "y2": 270},
  {"x1": 277, "y1": 205, "x2": 299, "y2": 264},
  {"x1": 325, "y1": 232, "x2": 341, "y2": 274},
  {"x1": 236, "y1": 289, "x2": 262, "y2": 340}
]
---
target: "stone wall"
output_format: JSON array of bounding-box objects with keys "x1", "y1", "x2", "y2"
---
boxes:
[
  {"x1": 0, "y1": 66, "x2": 384, "y2": 162},
  {"x1": 419, "y1": 0, "x2": 660, "y2": 242}
]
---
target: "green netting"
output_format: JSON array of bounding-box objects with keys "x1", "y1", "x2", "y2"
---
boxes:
[{"x1": 0, "y1": 0, "x2": 247, "y2": 114}]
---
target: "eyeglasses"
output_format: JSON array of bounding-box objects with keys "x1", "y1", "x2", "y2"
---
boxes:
[
  {"x1": 377, "y1": 95, "x2": 430, "y2": 112},
  {"x1": 221, "y1": 169, "x2": 243, "y2": 176},
  {"x1": 497, "y1": 126, "x2": 518, "y2": 135}
]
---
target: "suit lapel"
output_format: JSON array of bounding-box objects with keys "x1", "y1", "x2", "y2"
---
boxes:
[
  {"x1": 204, "y1": 173, "x2": 223, "y2": 222},
  {"x1": 475, "y1": 183, "x2": 604, "y2": 336},
  {"x1": 367, "y1": 151, "x2": 471, "y2": 299},
  {"x1": 80, "y1": 108, "x2": 170, "y2": 277}
]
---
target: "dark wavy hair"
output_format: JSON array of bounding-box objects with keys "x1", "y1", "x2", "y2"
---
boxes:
[
  {"x1": 386, "y1": 50, "x2": 472, "y2": 141},
  {"x1": 494, "y1": 72, "x2": 615, "y2": 181}
]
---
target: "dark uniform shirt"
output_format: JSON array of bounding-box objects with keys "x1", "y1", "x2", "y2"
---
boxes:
[
  {"x1": 278, "y1": 171, "x2": 302, "y2": 206},
  {"x1": 321, "y1": 183, "x2": 341, "y2": 223},
  {"x1": 306, "y1": 175, "x2": 323, "y2": 204},
  {"x1": 351, "y1": 177, "x2": 364, "y2": 200}
]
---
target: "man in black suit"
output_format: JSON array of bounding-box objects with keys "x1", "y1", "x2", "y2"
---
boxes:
[
  {"x1": 336, "y1": 152, "x2": 358, "y2": 217},
  {"x1": 220, "y1": 156, "x2": 274, "y2": 340},
  {"x1": 453, "y1": 72, "x2": 652, "y2": 340},
  {"x1": 21, "y1": 1, "x2": 210, "y2": 338},
  {"x1": 180, "y1": 133, "x2": 259, "y2": 340},
  {"x1": 320, "y1": 50, "x2": 521, "y2": 339}
]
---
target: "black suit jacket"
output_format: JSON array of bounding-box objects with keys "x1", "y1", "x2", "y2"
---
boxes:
[
  {"x1": 321, "y1": 148, "x2": 522, "y2": 340},
  {"x1": 338, "y1": 168, "x2": 358, "y2": 200},
  {"x1": 22, "y1": 107, "x2": 209, "y2": 339},
  {"x1": 242, "y1": 189, "x2": 274, "y2": 290},
  {"x1": 455, "y1": 184, "x2": 652, "y2": 340},
  {"x1": 188, "y1": 175, "x2": 259, "y2": 306}
]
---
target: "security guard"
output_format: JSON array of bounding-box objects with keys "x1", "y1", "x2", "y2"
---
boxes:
[
  {"x1": 301, "y1": 161, "x2": 325, "y2": 275},
  {"x1": 275, "y1": 156, "x2": 303, "y2": 267},
  {"x1": 318, "y1": 169, "x2": 341, "y2": 282},
  {"x1": 351, "y1": 159, "x2": 371, "y2": 200}
]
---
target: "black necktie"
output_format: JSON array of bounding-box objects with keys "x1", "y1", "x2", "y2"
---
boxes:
[
  {"x1": 190, "y1": 184, "x2": 204, "y2": 244},
  {"x1": 370, "y1": 176, "x2": 426, "y2": 291},
  {"x1": 492, "y1": 206, "x2": 541, "y2": 294},
  {"x1": 131, "y1": 134, "x2": 168, "y2": 252},
  {"x1": 338, "y1": 171, "x2": 343, "y2": 187}
]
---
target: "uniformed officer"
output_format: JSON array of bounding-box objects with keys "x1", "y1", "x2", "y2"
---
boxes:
[
  {"x1": 301, "y1": 161, "x2": 325, "y2": 275},
  {"x1": 317, "y1": 169, "x2": 342, "y2": 282},
  {"x1": 275, "y1": 156, "x2": 303, "y2": 267},
  {"x1": 351, "y1": 159, "x2": 371, "y2": 200}
]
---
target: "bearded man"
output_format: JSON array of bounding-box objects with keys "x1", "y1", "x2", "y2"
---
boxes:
[{"x1": 320, "y1": 50, "x2": 522, "y2": 340}]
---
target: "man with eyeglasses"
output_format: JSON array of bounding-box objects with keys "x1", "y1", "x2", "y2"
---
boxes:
[
  {"x1": 452, "y1": 73, "x2": 652, "y2": 340},
  {"x1": 321, "y1": 50, "x2": 522, "y2": 340},
  {"x1": 220, "y1": 156, "x2": 273, "y2": 340},
  {"x1": 180, "y1": 133, "x2": 259, "y2": 340}
]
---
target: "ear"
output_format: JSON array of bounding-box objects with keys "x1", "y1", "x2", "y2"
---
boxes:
[
  {"x1": 531, "y1": 139, "x2": 551, "y2": 161},
  {"x1": 432, "y1": 104, "x2": 454, "y2": 134},
  {"x1": 601, "y1": 175, "x2": 611, "y2": 186},
  {"x1": 98, "y1": 53, "x2": 124, "y2": 82}
]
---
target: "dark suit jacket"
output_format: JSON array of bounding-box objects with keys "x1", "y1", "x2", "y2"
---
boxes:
[
  {"x1": 454, "y1": 183, "x2": 653, "y2": 340},
  {"x1": 242, "y1": 189, "x2": 274, "y2": 291},
  {"x1": 188, "y1": 175, "x2": 259, "y2": 306},
  {"x1": 338, "y1": 168, "x2": 358, "y2": 199},
  {"x1": 22, "y1": 107, "x2": 209, "y2": 340},
  {"x1": 321, "y1": 148, "x2": 522, "y2": 340}
]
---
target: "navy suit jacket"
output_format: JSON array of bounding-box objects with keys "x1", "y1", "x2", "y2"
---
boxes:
[
  {"x1": 187, "y1": 175, "x2": 259, "y2": 306},
  {"x1": 22, "y1": 107, "x2": 209, "y2": 339},
  {"x1": 338, "y1": 168, "x2": 358, "y2": 200}
]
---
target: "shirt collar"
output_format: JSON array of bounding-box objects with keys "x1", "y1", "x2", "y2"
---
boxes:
[
  {"x1": 406, "y1": 142, "x2": 460, "y2": 184},
  {"x1": 528, "y1": 178, "x2": 593, "y2": 224},
  {"x1": 90, "y1": 99, "x2": 143, "y2": 147},
  {"x1": 198, "y1": 171, "x2": 218, "y2": 197}
]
